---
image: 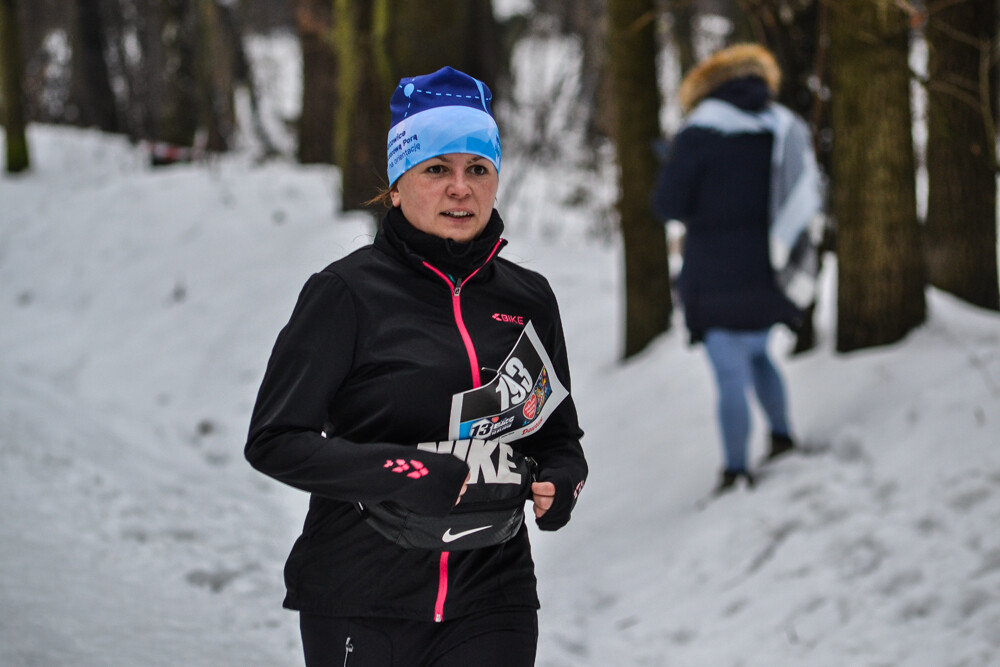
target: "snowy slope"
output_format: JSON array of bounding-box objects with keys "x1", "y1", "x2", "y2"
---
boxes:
[{"x1": 2, "y1": 125, "x2": 999, "y2": 667}]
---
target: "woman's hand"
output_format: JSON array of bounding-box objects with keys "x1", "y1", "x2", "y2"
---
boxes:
[{"x1": 531, "y1": 481, "x2": 556, "y2": 518}]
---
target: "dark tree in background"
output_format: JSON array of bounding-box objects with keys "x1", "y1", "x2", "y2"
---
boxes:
[
  {"x1": 729, "y1": 0, "x2": 824, "y2": 141},
  {"x1": 0, "y1": 0, "x2": 30, "y2": 172},
  {"x1": 828, "y1": 0, "x2": 926, "y2": 351},
  {"x1": 385, "y1": 0, "x2": 500, "y2": 83},
  {"x1": 329, "y1": 0, "x2": 385, "y2": 211},
  {"x1": 6, "y1": 0, "x2": 997, "y2": 354},
  {"x1": 294, "y1": 0, "x2": 336, "y2": 164},
  {"x1": 147, "y1": 0, "x2": 202, "y2": 146},
  {"x1": 326, "y1": 0, "x2": 501, "y2": 211},
  {"x1": 532, "y1": 0, "x2": 614, "y2": 145},
  {"x1": 117, "y1": 0, "x2": 240, "y2": 151},
  {"x1": 69, "y1": 0, "x2": 119, "y2": 131},
  {"x1": 667, "y1": 0, "x2": 698, "y2": 76},
  {"x1": 924, "y1": 0, "x2": 1000, "y2": 311},
  {"x1": 194, "y1": 0, "x2": 237, "y2": 151},
  {"x1": 608, "y1": 0, "x2": 673, "y2": 358}
]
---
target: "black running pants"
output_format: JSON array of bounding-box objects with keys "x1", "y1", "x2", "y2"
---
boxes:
[{"x1": 299, "y1": 607, "x2": 538, "y2": 667}]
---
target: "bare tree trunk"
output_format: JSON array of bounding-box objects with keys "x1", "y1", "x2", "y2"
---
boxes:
[
  {"x1": 239, "y1": 0, "x2": 293, "y2": 31},
  {"x1": 220, "y1": 2, "x2": 279, "y2": 157},
  {"x1": 69, "y1": 0, "x2": 120, "y2": 131},
  {"x1": 608, "y1": 0, "x2": 673, "y2": 358},
  {"x1": 535, "y1": 0, "x2": 613, "y2": 144},
  {"x1": 327, "y1": 0, "x2": 501, "y2": 211},
  {"x1": 0, "y1": 0, "x2": 30, "y2": 172},
  {"x1": 151, "y1": 0, "x2": 200, "y2": 146},
  {"x1": 384, "y1": 0, "x2": 500, "y2": 93},
  {"x1": 668, "y1": 0, "x2": 697, "y2": 77},
  {"x1": 195, "y1": 0, "x2": 235, "y2": 151},
  {"x1": 829, "y1": 0, "x2": 926, "y2": 351},
  {"x1": 330, "y1": 0, "x2": 367, "y2": 207},
  {"x1": 114, "y1": 0, "x2": 159, "y2": 141},
  {"x1": 101, "y1": 0, "x2": 142, "y2": 139},
  {"x1": 924, "y1": 0, "x2": 999, "y2": 311},
  {"x1": 294, "y1": 0, "x2": 336, "y2": 164}
]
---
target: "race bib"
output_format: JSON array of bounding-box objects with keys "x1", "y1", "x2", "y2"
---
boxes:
[{"x1": 448, "y1": 321, "x2": 568, "y2": 443}]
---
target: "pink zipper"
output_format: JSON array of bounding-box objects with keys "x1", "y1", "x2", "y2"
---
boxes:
[
  {"x1": 421, "y1": 239, "x2": 502, "y2": 388},
  {"x1": 434, "y1": 552, "x2": 450, "y2": 622},
  {"x1": 422, "y1": 238, "x2": 503, "y2": 623}
]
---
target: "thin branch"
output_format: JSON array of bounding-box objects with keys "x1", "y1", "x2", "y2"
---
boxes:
[{"x1": 624, "y1": 9, "x2": 658, "y2": 36}]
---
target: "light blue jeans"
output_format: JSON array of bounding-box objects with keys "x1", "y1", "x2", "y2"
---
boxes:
[{"x1": 703, "y1": 328, "x2": 792, "y2": 472}]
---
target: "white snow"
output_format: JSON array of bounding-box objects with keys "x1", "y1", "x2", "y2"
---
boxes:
[{"x1": 3, "y1": 94, "x2": 1000, "y2": 667}]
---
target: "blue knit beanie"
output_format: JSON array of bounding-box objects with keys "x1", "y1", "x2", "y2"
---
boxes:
[{"x1": 387, "y1": 66, "x2": 501, "y2": 186}]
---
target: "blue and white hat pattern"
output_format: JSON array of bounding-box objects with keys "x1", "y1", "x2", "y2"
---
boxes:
[{"x1": 386, "y1": 66, "x2": 501, "y2": 186}]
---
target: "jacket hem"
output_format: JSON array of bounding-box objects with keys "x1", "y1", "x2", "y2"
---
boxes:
[{"x1": 282, "y1": 590, "x2": 541, "y2": 621}]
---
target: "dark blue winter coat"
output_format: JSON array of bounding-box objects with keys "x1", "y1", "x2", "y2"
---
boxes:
[{"x1": 653, "y1": 77, "x2": 802, "y2": 342}]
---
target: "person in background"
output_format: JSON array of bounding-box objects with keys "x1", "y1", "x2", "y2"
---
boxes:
[
  {"x1": 245, "y1": 66, "x2": 587, "y2": 666},
  {"x1": 653, "y1": 44, "x2": 822, "y2": 492}
]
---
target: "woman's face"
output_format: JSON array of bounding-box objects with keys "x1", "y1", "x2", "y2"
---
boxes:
[{"x1": 391, "y1": 153, "x2": 498, "y2": 243}]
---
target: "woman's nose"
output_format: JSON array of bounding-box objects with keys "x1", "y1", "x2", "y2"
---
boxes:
[{"x1": 446, "y1": 172, "x2": 471, "y2": 196}]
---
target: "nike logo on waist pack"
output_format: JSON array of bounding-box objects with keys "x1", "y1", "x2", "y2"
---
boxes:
[{"x1": 441, "y1": 525, "x2": 493, "y2": 543}]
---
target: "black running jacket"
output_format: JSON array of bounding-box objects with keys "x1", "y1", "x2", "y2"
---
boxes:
[{"x1": 245, "y1": 209, "x2": 587, "y2": 622}]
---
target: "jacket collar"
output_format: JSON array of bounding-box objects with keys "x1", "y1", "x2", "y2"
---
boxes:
[{"x1": 376, "y1": 206, "x2": 507, "y2": 283}]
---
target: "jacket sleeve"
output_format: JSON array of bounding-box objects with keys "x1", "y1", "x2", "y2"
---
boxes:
[
  {"x1": 651, "y1": 128, "x2": 699, "y2": 224},
  {"x1": 518, "y1": 280, "x2": 588, "y2": 531},
  {"x1": 244, "y1": 271, "x2": 469, "y2": 516}
]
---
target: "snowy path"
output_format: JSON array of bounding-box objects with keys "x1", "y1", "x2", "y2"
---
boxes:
[
  {"x1": 3, "y1": 126, "x2": 1000, "y2": 666},
  {"x1": 0, "y1": 370, "x2": 303, "y2": 666},
  {"x1": 532, "y1": 287, "x2": 1000, "y2": 667}
]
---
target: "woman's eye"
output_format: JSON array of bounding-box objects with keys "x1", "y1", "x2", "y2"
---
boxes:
[
  {"x1": 426, "y1": 164, "x2": 444, "y2": 174},
  {"x1": 470, "y1": 164, "x2": 487, "y2": 176}
]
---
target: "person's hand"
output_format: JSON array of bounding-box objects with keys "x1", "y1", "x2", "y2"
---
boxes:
[
  {"x1": 531, "y1": 481, "x2": 556, "y2": 519},
  {"x1": 533, "y1": 470, "x2": 583, "y2": 531},
  {"x1": 455, "y1": 473, "x2": 471, "y2": 506}
]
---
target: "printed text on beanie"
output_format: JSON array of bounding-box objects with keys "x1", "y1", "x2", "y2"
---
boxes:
[{"x1": 387, "y1": 67, "x2": 501, "y2": 186}]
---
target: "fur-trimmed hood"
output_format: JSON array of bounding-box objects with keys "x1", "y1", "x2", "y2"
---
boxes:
[{"x1": 679, "y1": 43, "x2": 781, "y2": 115}]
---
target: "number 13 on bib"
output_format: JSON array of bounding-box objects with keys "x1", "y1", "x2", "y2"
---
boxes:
[{"x1": 449, "y1": 321, "x2": 568, "y2": 443}]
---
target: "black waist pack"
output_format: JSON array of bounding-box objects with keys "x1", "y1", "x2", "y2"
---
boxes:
[{"x1": 360, "y1": 441, "x2": 537, "y2": 551}]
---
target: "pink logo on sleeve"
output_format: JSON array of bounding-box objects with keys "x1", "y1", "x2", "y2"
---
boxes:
[{"x1": 385, "y1": 459, "x2": 429, "y2": 479}]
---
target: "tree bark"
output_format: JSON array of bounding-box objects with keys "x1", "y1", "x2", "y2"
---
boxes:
[
  {"x1": 150, "y1": 0, "x2": 201, "y2": 146},
  {"x1": 330, "y1": 0, "x2": 368, "y2": 208},
  {"x1": 0, "y1": 0, "x2": 30, "y2": 172},
  {"x1": 924, "y1": 0, "x2": 999, "y2": 311},
  {"x1": 295, "y1": 0, "x2": 336, "y2": 164},
  {"x1": 195, "y1": 0, "x2": 235, "y2": 152},
  {"x1": 829, "y1": 0, "x2": 926, "y2": 351},
  {"x1": 327, "y1": 0, "x2": 501, "y2": 211},
  {"x1": 115, "y1": 0, "x2": 158, "y2": 141},
  {"x1": 669, "y1": 0, "x2": 697, "y2": 77},
  {"x1": 70, "y1": 0, "x2": 120, "y2": 131},
  {"x1": 608, "y1": 0, "x2": 673, "y2": 358},
  {"x1": 386, "y1": 0, "x2": 498, "y2": 84},
  {"x1": 534, "y1": 0, "x2": 613, "y2": 144}
]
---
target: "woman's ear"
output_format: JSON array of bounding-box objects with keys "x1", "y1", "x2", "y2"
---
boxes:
[{"x1": 390, "y1": 187, "x2": 401, "y2": 207}]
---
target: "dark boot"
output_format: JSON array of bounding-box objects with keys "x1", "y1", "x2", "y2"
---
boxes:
[
  {"x1": 716, "y1": 469, "x2": 756, "y2": 493},
  {"x1": 767, "y1": 433, "x2": 796, "y2": 461}
]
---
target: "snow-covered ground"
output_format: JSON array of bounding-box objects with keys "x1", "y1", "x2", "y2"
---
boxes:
[{"x1": 3, "y1": 120, "x2": 999, "y2": 666}]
